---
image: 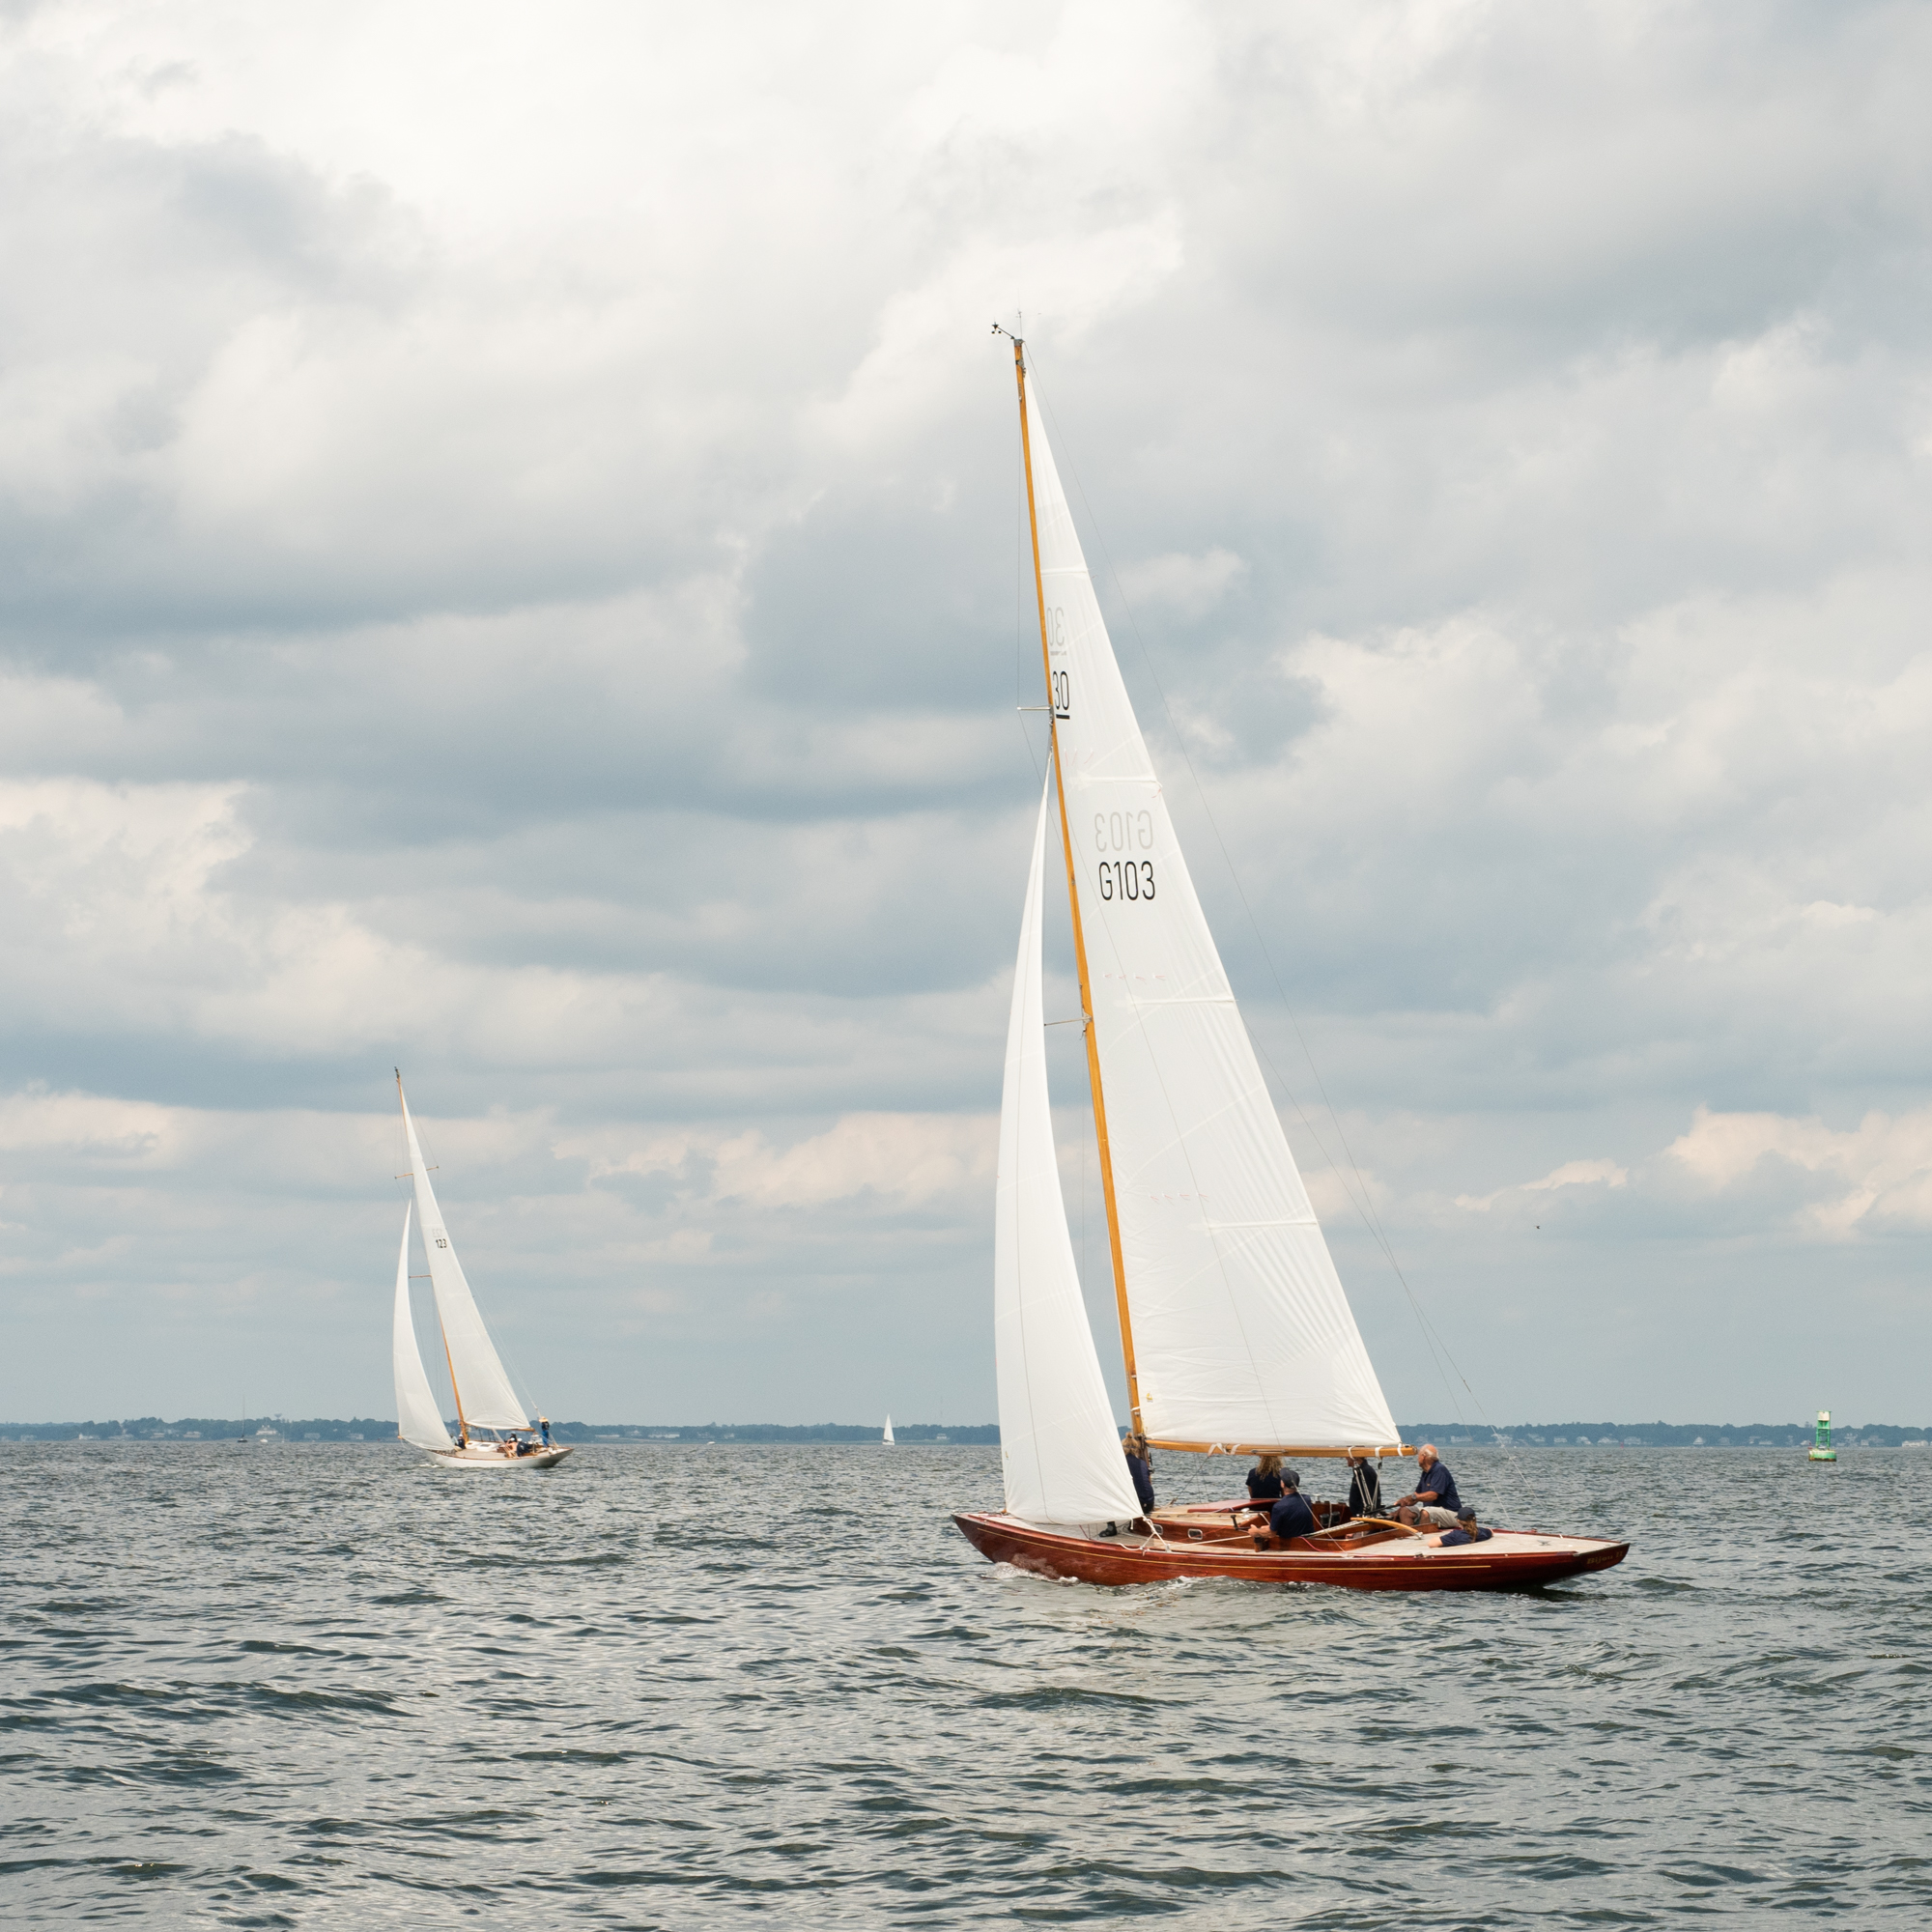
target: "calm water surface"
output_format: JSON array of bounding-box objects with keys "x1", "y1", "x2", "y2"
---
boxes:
[{"x1": 2, "y1": 1442, "x2": 1926, "y2": 1926}]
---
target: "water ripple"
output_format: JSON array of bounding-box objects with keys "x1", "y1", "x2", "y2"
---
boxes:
[{"x1": 2, "y1": 1441, "x2": 1928, "y2": 1924}]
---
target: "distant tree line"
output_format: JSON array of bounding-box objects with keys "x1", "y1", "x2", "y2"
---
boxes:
[
  {"x1": 0, "y1": 1416, "x2": 1002, "y2": 1444},
  {"x1": 1400, "y1": 1420, "x2": 1932, "y2": 1448},
  {"x1": 7, "y1": 1416, "x2": 1925, "y2": 1448}
]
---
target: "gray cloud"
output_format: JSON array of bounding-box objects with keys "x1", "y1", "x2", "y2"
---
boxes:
[{"x1": 3, "y1": 1, "x2": 1931, "y2": 1427}]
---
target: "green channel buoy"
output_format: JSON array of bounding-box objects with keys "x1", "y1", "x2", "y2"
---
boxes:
[{"x1": 1807, "y1": 1408, "x2": 1836, "y2": 1463}]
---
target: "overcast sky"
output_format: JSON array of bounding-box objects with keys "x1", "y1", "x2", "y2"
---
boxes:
[{"x1": 3, "y1": 0, "x2": 1929, "y2": 1429}]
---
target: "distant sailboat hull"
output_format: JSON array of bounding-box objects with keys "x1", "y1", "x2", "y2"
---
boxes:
[
  {"x1": 953, "y1": 1509, "x2": 1628, "y2": 1593},
  {"x1": 430, "y1": 1442, "x2": 576, "y2": 1470}
]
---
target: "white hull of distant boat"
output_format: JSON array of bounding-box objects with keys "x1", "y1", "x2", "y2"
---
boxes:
[
  {"x1": 389, "y1": 1075, "x2": 571, "y2": 1475},
  {"x1": 431, "y1": 1442, "x2": 575, "y2": 1470}
]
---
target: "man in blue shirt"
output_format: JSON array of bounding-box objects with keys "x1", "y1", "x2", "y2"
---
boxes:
[
  {"x1": 1260, "y1": 1467, "x2": 1318, "y2": 1545},
  {"x1": 1395, "y1": 1444, "x2": 1461, "y2": 1526}
]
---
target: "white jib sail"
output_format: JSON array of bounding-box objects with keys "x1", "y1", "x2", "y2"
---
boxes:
[
  {"x1": 399, "y1": 1086, "x2": 529, "y2": 1433},
  {"x1": 1025, "y1": 384, "x2": 1399, "y2": 1450},
  {"x1": 994, "y1": 771, "x2": 1145, "y2": 1526},
  {"x1": 391, "y1": 1203, "x2": 453, "y2": 1451}
]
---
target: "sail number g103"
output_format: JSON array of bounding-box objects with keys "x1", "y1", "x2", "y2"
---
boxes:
[
  {"x1": 1097, "y1": 860, "x2": 1155, "y2": 901},
  {"x1": 1094, "y1": 808, "x2": 1155, "y2": 900}
]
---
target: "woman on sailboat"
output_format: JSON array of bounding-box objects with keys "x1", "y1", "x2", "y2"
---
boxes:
[
  {"x1": 1122, "y1": 1434, "x2": 1155, "y2": 1516},
  {"x1": 1246, "y1": 1454, "x2": 1288, "y2": 1501}
]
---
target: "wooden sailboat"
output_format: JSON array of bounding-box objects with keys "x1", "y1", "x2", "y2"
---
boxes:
[
  {"x1": 390, "y1": 1075, "x2": 573, "y2": 1470},
  {"x1": 952, "y1": 337, "x2": 1626, "y2": 1590}
]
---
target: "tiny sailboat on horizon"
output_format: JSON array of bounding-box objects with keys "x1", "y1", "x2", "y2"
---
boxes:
[
  {"x1": 882, "y1": 1414, "x2": 895, "y2": 1445},
  {"x1": 390, "y1": 1074, "x2": 573, "y2": 1471},
  {"x1": 952, "y1": 334, "x2": 1627, "y2": 1590}
]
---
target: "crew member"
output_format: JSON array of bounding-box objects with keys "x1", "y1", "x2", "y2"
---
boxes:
[
  {"x1": 1344, "y1": 1454, "x2": 1382, "y2": 1520},
  {"x1": 1395, "y1": 1444, "x2": 1461, "y2": 1526},
  {"x1": 1122, "y1": 1433, "x2": 1155, "y2": 1517},
  {"x1": 1246, "y1": 1454, "x2": 1286, "y2": 1501},
  {"x1": 1264, "y1": 1467, "x2": 1318, "y2": 1544},
  {"x1": 1434, "y1": 1506, "x2": 1492, "y2": 1547},
  {"x1": 536, "y1": 1416, "x2": 553, "y2": 1448}
]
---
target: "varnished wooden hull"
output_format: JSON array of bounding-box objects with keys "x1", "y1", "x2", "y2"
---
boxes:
[{"x1": 953, "y1": 1509, "x2": 1628, "y2": 1592}]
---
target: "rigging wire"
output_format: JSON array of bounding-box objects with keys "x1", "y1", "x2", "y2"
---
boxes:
[{"x1": 1019, "y1": 345, "x2": 1544, "y2": 1508}]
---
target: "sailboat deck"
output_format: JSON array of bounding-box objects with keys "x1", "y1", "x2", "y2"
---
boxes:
[{"x1": 956, "y1": 1508, "x2": 1628, "y2": 1592}]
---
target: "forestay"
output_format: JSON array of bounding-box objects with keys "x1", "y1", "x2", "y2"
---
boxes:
[
  {"x1": 1024, "y1": 384, "x2": 1399, "y2": 1451},
  {"x1": 994, "y1": 773, "x2": 1143, "y2": 1526},
  {"x1": 399, "y1": 1089, "x2": 529, "y2": 1433},
  {"x1": 390, "y1": 1204, "x2": 453, "y2": 1451}
]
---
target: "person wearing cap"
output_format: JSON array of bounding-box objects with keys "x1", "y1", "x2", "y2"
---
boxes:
[
  {"x1": 1394, "y1": 1444, "x2": 1461, "y2": 1526},
  {"x1": 1260, "y1": 1466, "x2": 1318, "y2": 1545},
  {"x1": 1343, "y1": 1454, "x2": 1381, "y2": 1520},
  {"x1": 1434, "y1": 1506, "x2": 1492, "y2": 1548},
  {"x1": 536, "y1": 1416, "x2": 552, "y2": 1448}
]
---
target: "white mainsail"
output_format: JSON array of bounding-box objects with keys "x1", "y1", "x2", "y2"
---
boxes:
[
  {"x1": 390, "y1": 1203, "x2": 453, "y2": 1451},
  {"x1": 399, "y1": 1084, "x2": 529, "y2": 1434},
  {"x1": 1022, "y1": 384, "x2": 1399, "y2": 1452},
  {"x1": 882, "y1": 1414, "x2": 895, "y2": 1445},
  {"x1": 994, "y1": 772, "x2": 1145, "y2": 1525}
]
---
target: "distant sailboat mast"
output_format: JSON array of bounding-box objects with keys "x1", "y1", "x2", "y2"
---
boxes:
[
  {"x1": 399, "y1": 1070, "x2": 469, "y2": 1445},
  {"x1": 392, "y1": 1202, "x2": 453, "y2": 1451}
]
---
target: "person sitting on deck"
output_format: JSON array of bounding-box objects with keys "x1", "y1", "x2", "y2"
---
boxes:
[
  {"x1": 1122, "y1": 1434, "x2": 1155, "y2": 1517},
  {"x1": 1246, "y1": 1454, "x2": 1286, "y2": 1501},
  {"x1": 1394, "y1": 1444, "x2": 1461, "y2": 1526},
  {"x1": 1256, "y1": 1468, "x2": 1318, "y2": 1547},
  {"x1": 1433, "y1": 1506, "x2": 1493, "y2": 1547},
  {"x1": 1344, "y1": 1454, "x2": 1382, "y2": 1520}
]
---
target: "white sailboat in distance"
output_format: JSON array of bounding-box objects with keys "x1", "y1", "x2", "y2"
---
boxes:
[
  {"x1": 882, "y1": 1414, "x2": 895, "y2": 1445},
  {"x1": 391, "y1": 1074, "x2": 573, "y2": 1470}
]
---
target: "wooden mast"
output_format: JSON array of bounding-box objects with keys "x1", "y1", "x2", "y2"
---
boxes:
[
  {"x1": 398, "y1": 1070, "x2": 468, "y2": 1448},
  {"x1": 1009, "y1": 333, "x2": 1145, "y2": 1440}
]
